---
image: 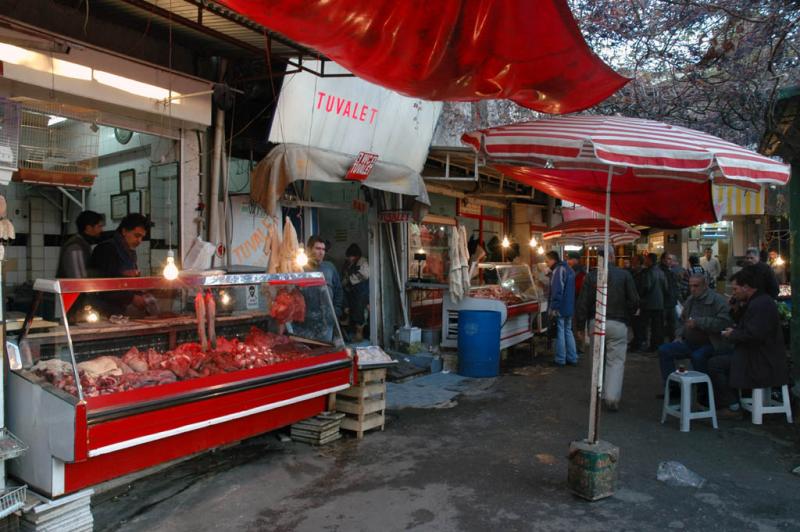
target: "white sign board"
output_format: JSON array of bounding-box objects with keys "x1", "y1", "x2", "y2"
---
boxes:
[
  {"x1": 229, "y1": 195, "x2": 274, "y2": 268},
  {"x1": 246, "y1": 285, "x2": 259, "y2": 310},
  {"x1": 269, "y1": 60, "x2": 442, "y2": 173}
]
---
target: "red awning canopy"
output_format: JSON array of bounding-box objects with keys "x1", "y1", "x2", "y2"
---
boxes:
[
  {"x1": 494, "y1": 165, "x2": 714, "y2": 229},
  {"x1": 217, "y1": 0, "x2": 629, "y2": 114}
]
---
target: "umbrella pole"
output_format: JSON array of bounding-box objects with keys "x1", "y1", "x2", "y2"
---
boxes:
[{"x1": 588, "y1": 166, "x2": 613, "y2": 443}]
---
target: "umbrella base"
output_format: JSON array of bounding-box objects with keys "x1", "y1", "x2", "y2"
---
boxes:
[{"x1": 567, "y1": 439, "x2": 619, "y2": 501}]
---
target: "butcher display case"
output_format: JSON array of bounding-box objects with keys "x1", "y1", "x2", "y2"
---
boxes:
[
  {"x1": 6, "y1": 272, "x2": 354, "y2": 498},
  {"x1": 441, "y1": 263, "x2": 546, "y2": 350}
]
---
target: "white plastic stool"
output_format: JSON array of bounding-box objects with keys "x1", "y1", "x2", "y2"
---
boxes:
[
  {"x1": 739, "y1": 385, "x2": 793, "y2": 425},
  {"x1": 661, "y1": 370, "x2": 718, "y2": 432}
]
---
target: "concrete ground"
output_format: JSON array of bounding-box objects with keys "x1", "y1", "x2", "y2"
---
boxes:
[{"x1": 93, "y1": 350, "x2": 800, "y2": 532}]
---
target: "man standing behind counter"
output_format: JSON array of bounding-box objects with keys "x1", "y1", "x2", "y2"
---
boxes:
[
  {"x1": 89, "y1": 213, "x2": 150, "y2": 316},
  {"x1": 56, "y1": 210, "x2": 105, "y2": 278}
]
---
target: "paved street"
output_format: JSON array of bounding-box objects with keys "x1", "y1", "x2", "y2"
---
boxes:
[{"x1": 93, "y1": 352, "x2": 800, "y2": 532}]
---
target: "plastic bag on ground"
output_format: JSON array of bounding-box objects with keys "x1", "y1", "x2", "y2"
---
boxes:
[{"x1": 657, "y1": 461, "x2": 706, "y2": 488}]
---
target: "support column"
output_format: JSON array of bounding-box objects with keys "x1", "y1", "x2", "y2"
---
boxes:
[{"x1": 790, "y1": 161, "x2": 800, "y2": 383}]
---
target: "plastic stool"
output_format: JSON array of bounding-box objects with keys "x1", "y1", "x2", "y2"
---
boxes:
[
  {"x1": 739, "y1": 385, "x2": 793, "y2": 425},
  {"x1": 661, "y1": 370, "x2": 718, "y2": 432}
]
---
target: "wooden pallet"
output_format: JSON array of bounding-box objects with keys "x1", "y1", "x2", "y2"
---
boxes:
[{"x1": 335, "y1": 368, "x2": 386, "y2": 439}]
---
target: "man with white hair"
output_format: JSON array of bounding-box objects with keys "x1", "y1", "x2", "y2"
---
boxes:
[{"x1": 744, "y1": 247, "x2": 779, "y2": 299}]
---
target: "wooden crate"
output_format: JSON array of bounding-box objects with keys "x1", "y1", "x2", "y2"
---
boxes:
[{"x1": 335, "y1": 368, "x2": 387, "y2": 439}]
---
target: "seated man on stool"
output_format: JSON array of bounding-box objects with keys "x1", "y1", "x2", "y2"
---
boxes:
[
  {"x1": 658, "y1": 274, "x2": 732, "y2": 389},
  {"x1": 711, "y1": 267, "x2": 790, "y2": 418}
]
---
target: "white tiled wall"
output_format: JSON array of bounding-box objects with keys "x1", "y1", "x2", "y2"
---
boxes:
[{"x1": 1, "y1": 126, "x2": 180, "y2": 288}]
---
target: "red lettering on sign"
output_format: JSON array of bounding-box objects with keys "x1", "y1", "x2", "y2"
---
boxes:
[{"x1": 315, "y1": 91, "x2": 379, "y2": 126}]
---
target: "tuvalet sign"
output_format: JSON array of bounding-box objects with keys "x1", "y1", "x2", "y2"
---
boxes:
[{"x1": 269, "y1": 60, "x2": 442, "y2": 173}]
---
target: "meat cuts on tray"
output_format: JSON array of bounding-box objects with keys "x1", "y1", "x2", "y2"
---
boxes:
[
  {"x1": 30, "y1": 328, "x2": 312, "y2": 398},
  {"x1": 269, "y1": 287, "x2": 306, "y2": 324},
  {"x1": 469, "y1": 285, "x2": 524, "y2": 305}
]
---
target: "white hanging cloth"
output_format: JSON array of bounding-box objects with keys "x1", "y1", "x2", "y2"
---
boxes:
[{"x1": 459, "y1": 225, "x2": 471, "y2": 294}]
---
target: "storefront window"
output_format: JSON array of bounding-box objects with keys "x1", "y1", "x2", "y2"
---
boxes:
[{"x1": 409, "y1": 221, "x2": 451, "y2": 283}]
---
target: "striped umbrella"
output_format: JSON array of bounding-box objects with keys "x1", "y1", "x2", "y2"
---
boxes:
[
  {"x1": 463, "y1": 115, "x2": 791, "y2": 444},
  {"x1": 543, "y1": 218, "x2": 640, "y2": 246}
]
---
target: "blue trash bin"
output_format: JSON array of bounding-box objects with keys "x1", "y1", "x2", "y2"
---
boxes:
[{"x1": 458, "y1": 310, "x2": 501, "y2": 377}]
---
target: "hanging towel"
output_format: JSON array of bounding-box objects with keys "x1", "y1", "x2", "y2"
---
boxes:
[{"x1": 278, "y1": 217, "x2": 301, "y2": 273}]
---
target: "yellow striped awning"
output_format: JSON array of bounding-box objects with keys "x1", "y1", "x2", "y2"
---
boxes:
[{"x1": 713, "y1": 184, "x2": 765, "y2": 218}]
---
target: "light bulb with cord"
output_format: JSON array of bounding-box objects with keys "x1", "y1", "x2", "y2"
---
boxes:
[
  {"x1": 163, "y1": 250, "x2": 179, "y2": 280},
  {"x1": 296, "y1": 248, "x2": 309, "y2": 268},
  {"x1": 776, "y1": 256, "x2": 785, "y2": 266},
  {"x1": 537, "y1": 246, "x2": 545, "y2": 255},
  {"x1": 529, "y1": 236, "x2": 538, "y2": 248},
  {"x1": 501, "y1": 236, "x2": 510, "y2": 248}
]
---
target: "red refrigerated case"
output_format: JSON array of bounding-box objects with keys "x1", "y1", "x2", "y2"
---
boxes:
[{"x1": 6, "y1": 272, "x2": 354, "y2": 497}]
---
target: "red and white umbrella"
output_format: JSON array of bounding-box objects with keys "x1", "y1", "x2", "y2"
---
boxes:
[
  {"x1": 543, "y1": 218, "x2": 640, "y2": 246},
  {"x1": 463, "y1": 115, "x2": 790, "y2": 228},
  {"x1": 463, "y1": 115, "x2": 790, "y2": 444}
]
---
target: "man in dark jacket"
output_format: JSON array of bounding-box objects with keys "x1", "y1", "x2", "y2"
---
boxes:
[
  {"x1": 660, "y1": 252, "x2": 681, "y2": 342},
  {"x1": 89, "y1": 213, "x2": 150, "y2": 316},
  {"x1": 56, "y1": 211, "x2": 105, "y2": 278},
  {"x1": 709, "y1": 266, "x2": 790, "y2": 418},
  {"x1": 744, "y1": 248, "x2": 779, "y2": 299},
  {"x1": 639, "y1": 253, "x2": 669, "y2": 352},
  {"x1": 546, "y1": 251, "x2": 577, "y2": 367},
  {"x1": 576, "y1": 249, "x2": 639, "y2": 410},
  {"x1": 629, "y1": 254, "x2": 646, "y2": 350},
  {"x1": 658, "y1": 274, "x2": 732, "y2": 384}
]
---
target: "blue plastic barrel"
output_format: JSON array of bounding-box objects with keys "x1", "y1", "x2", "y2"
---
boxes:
[{"x1": 458, "y1": 310, "x2": 501, "y2": 378}]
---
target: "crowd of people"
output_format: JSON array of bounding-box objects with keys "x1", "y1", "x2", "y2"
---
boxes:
[{"x1": 548, "y1": 246, "x2": 791, "y2": 416}]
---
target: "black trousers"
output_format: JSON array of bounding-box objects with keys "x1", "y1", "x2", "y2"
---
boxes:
[
  {"x1": 708, "y1": 352, "x2": 736, "y2": 407},
  {"x1": 644, "y1": 309, "x2": 664, "y2": 350},
  {"x1": 664, "y1": 305, "x2": 677, "y2": 343}
]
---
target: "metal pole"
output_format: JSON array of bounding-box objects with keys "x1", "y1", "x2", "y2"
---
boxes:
[
  {"x1": 588, "y1": 166, "x2": 613, "y2": 443},
  {"x1": 790, "y1": 161, "x2": 800, "y2": 382}
]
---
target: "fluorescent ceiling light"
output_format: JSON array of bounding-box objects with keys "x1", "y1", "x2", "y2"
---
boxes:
[
  {"x1": 48, "y1": 116, "x2": 67, "y2": 126},
  {"x1": 564, "y1": 245, "x2": 583, "y2": 251},
  {"x1": 93, "y1": 70, "x2": 179, "y2": 102},
  {"x1": 52, "y1": 58, "x2": 92, "y2": 80},
  {"x1": 1, "y1": 41, "x2": 180, "y2": 103},
  {"x1": 0, "y1": 43, "x2": 37, "y2": 65}
]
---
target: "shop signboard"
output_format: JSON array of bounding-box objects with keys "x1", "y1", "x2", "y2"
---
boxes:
[
  {"x1": 345, "y1": 151, "x2": 379, "y2": 181},
  {"x1": 379, "y1": 210, "x2": 413, "y2": 223},
  {"x1": 229, "y1": 195, "x2": 272, "y2": 268},
  {"x1": 269, "y1": 60, "x2": 442, "y2": 173}
]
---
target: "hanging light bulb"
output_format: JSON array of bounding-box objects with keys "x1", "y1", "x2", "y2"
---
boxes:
[
  {"x1": 296, "y1": 248, "x2": 309, "y2": 268},
  {"x1": 417, "y1": 247, "x2": 425, "y2": 255},
  {"x1": 220, "y1": 290, "x2": 231, "y2": 306},
  {"x1": 537, "y1": 246, "x2": 545, "y2": 255},
  {"x1": 776, "y1": 256, "x2": 785, "y2": 266},
  {"x1": 502, "y1": 236, "x2": 511, "y2": 248},
  {"x1": 529, "y1": 236, "x2": 538, "y2": 248},
  {"x1": 163, "y1": 250, "x2": 179, "y2": 280},
  {"x1": 84, "y1": 305, "x2": 99, "y2": 323}
]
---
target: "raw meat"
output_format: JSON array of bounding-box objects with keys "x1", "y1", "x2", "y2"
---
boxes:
[
  {"x1": 31, "y1": 327, "x2": 315, "y2": 398},
  {"x1": 122, "y1": 347, "x2": 149, "y2": 373},
  {"x1": 78, "y1": 356, "x2": 131, "y2": 377},
  {"x1": 195, "y1": 291, "x2": 208, "y2": 352},
  {"x1": 206, "y1": 290, "x2": 217, "y2": 350},
  {"x1": 269, "y1": 288, "x2": 306, "y2": 324}
]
